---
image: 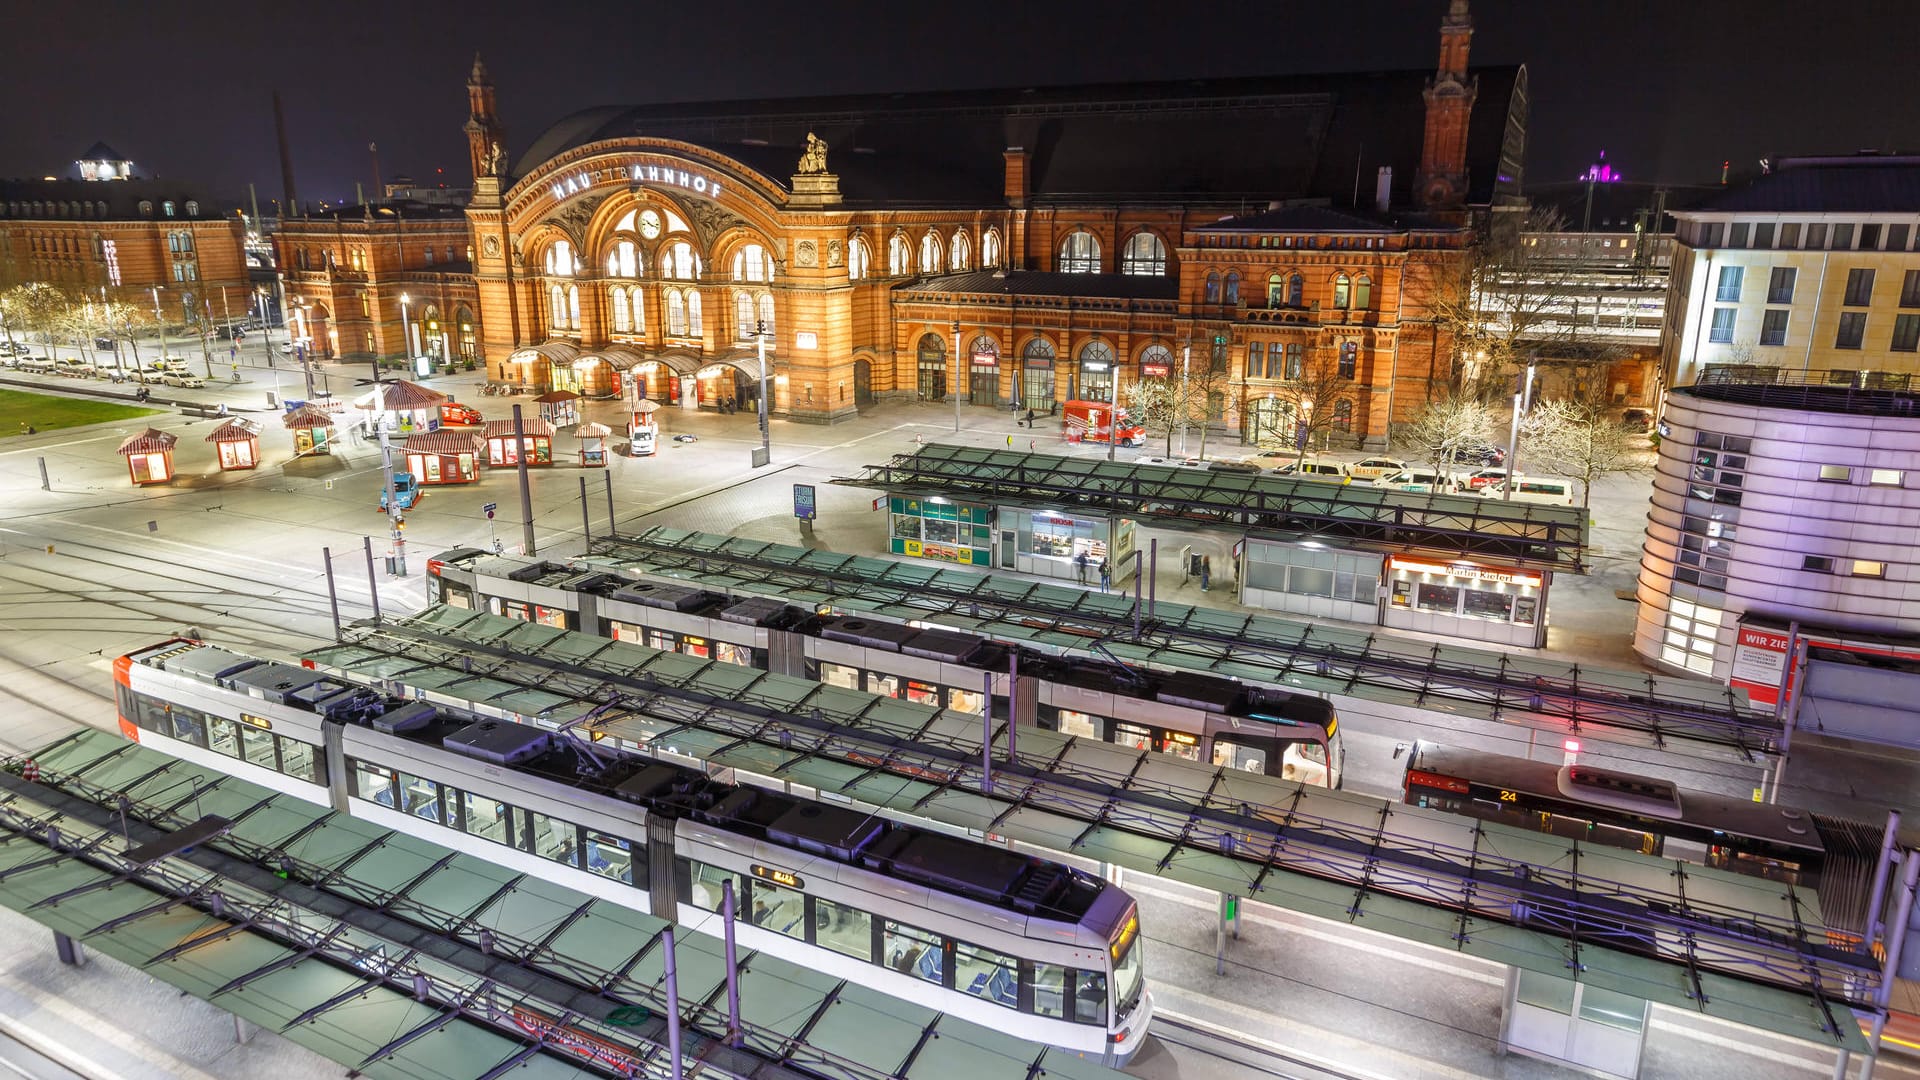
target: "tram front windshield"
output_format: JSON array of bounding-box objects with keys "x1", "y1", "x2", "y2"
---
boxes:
[{"x1": 1110, "y1": 913, "x2": 1144, "y2": 1018}]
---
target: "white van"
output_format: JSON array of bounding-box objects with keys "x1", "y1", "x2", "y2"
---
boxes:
[
  {"x1": 1274, "y1": 459, "x2": 1350, "y2": 483},
  {"x1": 1375, "y1": 468, "x2": 1449, "y2": 494},
  {"x1": 1484, "y1": 478, "x2": 1576, "y2": 506}
]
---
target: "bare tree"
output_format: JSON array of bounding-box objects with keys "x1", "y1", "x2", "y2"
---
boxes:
[
  {"x1": 1253, "y1": 347, "x2": 1357, "y2": 469},
  {"x1": 1396, "y1": 394, "x2": 1497, "y2": 484},
  {"x1": 1518, "y1": 397, "x2": 1644, "y2": 508},
  {"x1": 1123, "y1": 375, "x2": 1190, "y2": 456}
]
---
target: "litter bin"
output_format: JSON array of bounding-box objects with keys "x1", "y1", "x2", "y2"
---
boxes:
[{"x1": 265, "y1": 391, "x2": 277, "y2": 409}]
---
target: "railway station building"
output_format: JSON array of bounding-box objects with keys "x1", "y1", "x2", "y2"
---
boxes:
[{"x1": 282, "y1": 1, "x2": 1525, "y2": 447}]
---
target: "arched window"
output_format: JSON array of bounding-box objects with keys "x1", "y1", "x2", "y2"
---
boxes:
[
  {"x1": 1059, "y1": 230, "x2": 1100, "y2": 273},
  {"x1": 1332, "y1": 399, "x2": 1353, "y2": 432},
  {"x1": 162, "y1": 200, "x2": 175, "y2": 217},
  {"x1": 687, "y1": 290, "x2": 703, "y2": 336},
  {"x1": 185, "y1": 200, "x2": 199, "y2": 216},
  {"x1": 1339, "y1": 341, "x2": 1358, "y2": 379},
  {"x1": 919, "y1": 232, "x2": 942, "y2": 274},
  {"x1": 1287, "y1": 273, "x2": 1304, "y2": 307},
  {"x1": 848, "y1": 237, "x2": 871, "y2": 280},
  {"x1": 757, "y1": 293, "x2": 775, "y2": 334},
  {"x1": 611, "y1": 288, "x2": 632, "y2": 333},
  {"x1": 982, "y1": 229, "x2": 1002, "y2": 269},
  {"x1": 608, "y1": 240, "x2": 640, "y2": 278},
  {"x1": 566, "y1": 286, "x2": 580, "y2": 330},
  {"x1": 661, "y1": 242, "x2": 699, "y2": 281},
  {"x1": 1266, "y1": 273, "x2": 1283, "y2": 305},
  {"x1": 666, "y1": 290, "x2": 687, "y2": 336},
  {"x1": 1139, "y1": 343, "x2": 1173, "y2": 378},
  {"x1": 732, "y1": 244, "x2": 772, "y2": 282},
  {"x1": 1120, "y1": 232, "x2": 1166, "y2": 276},
  {"x1": 1078, "y1": 339, "x2": 1116, "y2": 365},
  {"x1": 950, "y1": 231, "x2": 971, "y2": 272},
  {"x1": 735, "y1": 291, "x2": 755, "y2": 338},
  {"x1": 546, "y1": 239, "x2": 575, "y2": 277},
  {"x1": 1205, "y1": 272, "x2": 1220, "y2": 303},
  {"x1": 628, "y1": 286, "x2": 645, "y2": 333},
  {"x1": 888, "y1": 235, "x2": 911, "y2": 276},
  {"x1": 1223, "y1": 272, "x2": 1240, "y2": 304},
  {"x1": 1333, "y1": 273, "x2": 1351, "y2": 309},
  {"x1": 1354, "y1": 274, "x2": 1373, "y2": 310},
  {"x1": 549, "y1": 284, "x2": 565, "y2": 329}
]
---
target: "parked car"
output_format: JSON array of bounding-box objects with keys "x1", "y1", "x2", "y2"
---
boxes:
[
  {"x1": 1136, "y1": 454, "x2": 1202, "y2": 468},
  {"x1": 1454, "y1": 467, "x2": 1509, "y2": 492},
  {"x1": 2, "y1": 341, "x2": 34, "y2": 356},
  {"x1": 16, "y1": 356, "x2": 56, "y2": 373},
  {"x1": 1206, "y1": 459, "x2": 1262, "y2": 474},
  {"x1": 1374, "y1": 468, "x2": 1450, "y2": 494},
  {"x1": 160, "y1": 371, "x2": 207, "y2": 388},
  {"x1": 1437, "y1": 442, "x2": 1507, "y2": 466},
  {"x1": 51, "y1": 358, "x2": 92, "y2": 377},
  {"x1": 439, "y1": 402, "x2": 484, "y2": 426},
  {"x1": 1483, "y1": 477, "x2": 1576, "y2": 506},
  {"x1": 1346, "y1": 456, "x2": 1407, "y2": 482},
  {"x1": 1274, "y1": 459, "x2": 1351, "y2": 483},
  {"x1": 94, "y1": 336, "x2": 117, "y2": 350},
  {"x1": 378, "y1": 472, "x2": 421, "y2": 511},
  {"x1": 1620, "y1": 409, "x2": 1652, "y2": 433}
]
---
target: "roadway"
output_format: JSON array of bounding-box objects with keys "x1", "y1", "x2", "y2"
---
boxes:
[{"x1": 0, "y1": 355, "x2": 1912, "y2": 1078}]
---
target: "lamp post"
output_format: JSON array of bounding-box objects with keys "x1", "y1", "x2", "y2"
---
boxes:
[
  {"x1": 1503, "y1": 356, "x2": 1538, "y2": 501},
  {"x1": 151, "y1": 286, "x2": 167, "y2": 366},
  {"x1": 951, "y1": 320, "x2": 962, "y2": 433},
  {"x1": 754, "y1": 319, "x2": 771, "y2": 463},
  {"x1": 1178, "y1": 340, "x2": 1191, "y2": 456},
  {"x1": 399, "y1": 292, "x2": 413, "y2": 380}
]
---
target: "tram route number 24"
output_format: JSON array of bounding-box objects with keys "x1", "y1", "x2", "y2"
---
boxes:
[{"x1": 1497, "y1": 789, "x2": 1519, "y2": 803}]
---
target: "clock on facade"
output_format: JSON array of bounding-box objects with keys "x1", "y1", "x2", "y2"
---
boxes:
[{"x1": 638, "y1": 210, "x2": 662, "y2": 239}]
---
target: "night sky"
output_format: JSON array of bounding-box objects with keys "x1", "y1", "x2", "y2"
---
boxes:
[{"x1": 6, "y1": 0, "x2": 1916, "y2": 208}]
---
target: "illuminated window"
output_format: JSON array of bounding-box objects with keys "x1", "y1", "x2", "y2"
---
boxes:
[
  {"x1": 1267, "y1": 273, "x2": 1283, "y2": 305},
  {"x1": 611, "y1": 288, "x2": 632, "y2": 332},
  {"x1": 1661, "y1": 598, "x2": 1723, "y2": 675},
  {"x1": 1870, "y1": 469, "x2": 1904, "y2": 486},
  {"x1": 1058, "y1": 230, "x2": 1100, "y2": 273},
  {"x1": 1338, "y1": 342, "x2": 1358, "y2": 379},
  {"x1": 848, "y1": 236, "x2": 870, "y2": 280},
  {"x1": 888, "y1": 234, "x2": 910, "y2": 276},
  {"x1": 950, "y1": 230, "x2": 970, "y2": 271},
  {"x1": 662, "y1": 242, "x2": 699, "y2": 281},
  {"x1": 1224, "y1": 272, "x2": 1240, "y2": 304},
  {"x1": 1851, "y1": 560, "x2": 1887, "y2": 579},
  {"x1": 1205, "y1": 272, "x2": 1220, "y2": 303},
  {"x1": 1354, "y1": 274, "x2": 1372, "y2": 309},
  {"x1": 627, "y1": 287, "x2": 645, "y2": 333},
  {"x1": 549, "y1": 284, "x2": 565, "y2": 329},
  {"x1": 981, "y1": 229, "x2": 1001, "y2": 269},
  {"x1": 1119, "y1": 232, "x2": 1166, "y2": 276},
  {"x1": 608, "y1": 240, "x2": 640, "y2": 278},
  {"x1": 1333, "y1": 273, "x2": 1351, "y2": 309},
  {"x1": 1715, "y1": 265, "x2": 1743, "y2": 302},
  {"x1": 1709, "y1": 308, "x2": 1736, "y2": 343},
  {"x1": 566, "y1": 286, "x2": 580, "y2": 330},
  {"x1": 731, "y1": 244, "x2": 772, "y2": 282},
  {"x1": 1818, "y1": 465, "x2": 1852, "y2": 483},
  {"x1": 757, "y1": 293, "x2": 774, "y2": 335},
  {"x1": 666, "y1": 289, "x2": 687, "y2": 336},
  {"x1": 920, "y1": 232, "x2": 942, "y2": 274}
]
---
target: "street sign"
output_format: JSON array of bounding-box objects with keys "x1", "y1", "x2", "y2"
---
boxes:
[
  {"x1": 793, "y1": 484, "x2": 817, "y2": 521},
  {"x1": 482, "y1": 502, "x2": 498, "y2": 520}
]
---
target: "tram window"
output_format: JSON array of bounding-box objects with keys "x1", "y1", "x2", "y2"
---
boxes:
[
  {"x1": 819, "y1": 662, "x2": 861, "y2": 691},
  {"x1": 352, "y1": 760, "x2": 396, "y2": 805},
  {"x1": 867, "y1": 672, "x2": 901, "y2": 699},
  {"x1": 1112, "y1": 722, "x2": 1153, "y2": 751},
  {"x1": 280, "y1": 739, "x2": 321, "y2": 784},
  {"x1": 533, "y1": 605, "x2": 569, "y2": 629},
  {"x1": 1280, "y1": 743, "x2": 1328, "y2": 785},
  {"x1": 1161, "y1": 734, "x2": 1201, "y2": 761},
  {"x1": 208, "y1": 718, "x2": 241, "y2": 758},
  {"x1": 884, "y1": 921, "x2": 944, "y2": 985},
  {"x1": 647, "y1": 630, "x2": 676, "y2": 651},
  {"x1": 688, "y1": 861, "x2": 744, "y2": 912},
  {"x1": 814, "y1": 898, "x2": 872, "y2": 962},
  {"x1": 904, "y1": 680, "x2": 941, "y2": 707},
  {"x1": 681, "y1": 635, "x2": 711, "y2": 660},
  {"x1": 584, "y1": 831, "x2": 634, "y2": 884},
  {"x1": 1073, "y1": 970, "x2": 1109, "y2": 1026},
  {"x1": 524, "y1": 810, "x2": 580, "y2": 867},
  {"x1": 955, "y1": 942, "x2": 1018, "y2": 1009},
  {"x1": 1029, "y1": 961, "x2": 1069, "y2": 1018},
  {"x1": 444, "y1": 587, "x2": 473, "y2": 610},
  {"x1": 714, "y1": 641, "x2": 753, "y2": 667},
  {"x1": 1056, "y1": 710, "x2": 1099, "y2": 739},
  {"x1": 609, "y1": 620, "x2": 645, "y2": 645},
  {"x1": 397, "y1": 772, "x2": 441, "y2": 823},
  {"x1": 751, "y1": 880, "x2": 807, "y2": 938},
  {"x1": 1578, "y1": 985, "x2": 1646, "y2": 1033},
  {"x1": 947, "y1": 686, "x2": 985, "y2": 715},
  {"x1": 1211, "y1": 741, "x2": 1269, "y2": 774},
  {"x1": 171, "y1": 711, "x2": 208, "y2": 748},
  {"x1": 501, "y1": 599, "x2": 532, "y2": 622},
  {"x1": 240, "y1": 725, "x2": 277, "y2": 770},
  {"x1": 132, "y1": 694, "x2": 171, "y2": 733},
  {"x1": 462, "y1": 791, "x2": 511, "y2": 845}
]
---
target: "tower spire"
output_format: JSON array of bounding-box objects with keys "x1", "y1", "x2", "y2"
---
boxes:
[
  {"x1": 1415, "y1": 0, "x2": 1478, "y2": 211},
  {"x1": 465, "y1": 53, "x2": 505, "y2": 183}
]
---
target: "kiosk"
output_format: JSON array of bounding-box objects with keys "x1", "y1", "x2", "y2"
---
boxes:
[
  {"x1": 403, "y1": 430, "x2": 482, "y2": 484},
  {"x1": 203, "y1": 417, "x2": 261, "y2": 471},
  {"x1": 483, "y1": 417, "x2": 555, "y2": 467},
  {"x1": 535, "y1": 389, "x2": 580, "y2": 427},
  {"x1": 282, "y1": 404, "x2": 336, "y2": 456},
  {"x1": 576, "y1": 422, "x2": 611, "y2": 467},
  {"x1": 116, "y1": 428, "x2": 177, "y2": 485},
  {"x1": 355, "y1": 379, "x2": 444, "y2": 437}
]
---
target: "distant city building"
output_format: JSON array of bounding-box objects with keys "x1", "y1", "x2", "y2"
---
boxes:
[
  {"x1": 1661, "y1": 153, "x2": 1920, "y2": 392},
  {"x1": 1578, "y1": 150, "x2": 1621, "y2": 184},
  {"x1": 0, "y1": 145, "x2": 252, "y2": 328}
]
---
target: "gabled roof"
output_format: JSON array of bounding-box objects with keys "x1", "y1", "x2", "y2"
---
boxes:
[
  {"x1": 515, "y1": 66, "x2": 1525, "y2": 209},
  {"x1": 77, "y1": 141, "x2": 128, "y2": 162},
  {"x1": 901, "y1": 270, "x2": 1178, "y2": 302},
  {"x1": 1194, "y1": 204, "x2": 1425, "y2": 234},
  {"x1": 1681, "y1": 156, "x2": 1920, "y2": 215}
]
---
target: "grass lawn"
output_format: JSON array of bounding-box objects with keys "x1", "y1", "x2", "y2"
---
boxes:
[{"x1": 0, "y1": 388, "x2": 163, "y2": 435}]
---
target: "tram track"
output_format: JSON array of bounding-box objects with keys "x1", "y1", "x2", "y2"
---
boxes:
[{"x1": 1144, "y1": 1014, "x2": 1370, "y2": 1080}]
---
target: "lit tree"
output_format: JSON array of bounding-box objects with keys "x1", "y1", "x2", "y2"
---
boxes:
[
  {"x1": 98, "y1": 299, "x2": 156, "y2": 372},
  {"x1": 3, "y1": 283, "x2": 72, "y2": 355},
  {"x1": 1251, "y1": 345, "x2": 1356, "y2": 469},
  {"x1": 1396, "y1": 394, "x2": 1497, "y2": 484},
  {"x1": 1122, "y1": 375, "x2": 1186, "y2": 456},
  {"x1": 1517, "y1": 397, "x2": 1644, "y2": 509}
]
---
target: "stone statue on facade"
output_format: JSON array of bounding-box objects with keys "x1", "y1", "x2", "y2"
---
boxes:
[
  {"x1": 798, "y1": 132, "x2": 829, "y2": 175},
  {"x1": 484, "y1": 140, "x2": 508, "y2": 178}
]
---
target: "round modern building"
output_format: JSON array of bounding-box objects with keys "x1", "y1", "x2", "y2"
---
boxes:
[{"x1": 1635, "y1": 369, "x2": 1920, "y2": 682}]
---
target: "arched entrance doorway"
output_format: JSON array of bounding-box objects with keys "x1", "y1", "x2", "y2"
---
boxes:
[
  {"x1": 696, "y1": 362, "x2": 762, "y2": 412},
  {"x1": 916, "y1": 334, "x2": 947, "y2": 401},
  {"x1": 853, "y1": 358, "x2": 874, "y2": 407},
  {"x1": 968, "y1": 335, "x2": 999, "y2": 407},
  {"x1": 1076, "y1": 339, "x2": 1115, "y2": 402},
  {"x1": 1021, "y1": 338, "x2": 1056, "y2": 411},
  {"x1": 302, "y1": 303, "x2": 334, "y2": 360}
]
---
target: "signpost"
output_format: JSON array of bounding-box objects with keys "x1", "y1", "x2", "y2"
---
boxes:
[
  {"x1": 793, "y1": 483, "x2": 816, "y2": 524},
  {"x1": 482, "y1": 502, "x2": 500, "y2": 553}
]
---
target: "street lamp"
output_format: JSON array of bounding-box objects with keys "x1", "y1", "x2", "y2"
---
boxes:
[
  {"x1": 151, "y1": 285, "x2": 167, "y2": 366},
  {"x1": 399, "y1": 293, "x2": 413, "y2": 380},
  {"x1": 1503, "y1": 356, "x2": 1539, "y2": 501},
  {"x1": 951, "y1": 320, "x2": 962, "y2": 433},
  {"x1": 754, "y1": 320, "x2": 771, "y2": 463},
  {"x1": 1178, "y1": 339, "x2": 1192, "y2": 455}
]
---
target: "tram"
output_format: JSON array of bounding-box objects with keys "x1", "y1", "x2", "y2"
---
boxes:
[
  {"x1": 111, "y1": 638, "x2": 1153, "y2": 1064},
  {"x1": 426, "y1": 548, "x2": 1344, "y2": 788},
  {"x1": 1399, "y1": 741, "x2": 1867, "y2": 895}
]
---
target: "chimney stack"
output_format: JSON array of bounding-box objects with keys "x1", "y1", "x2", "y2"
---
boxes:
[
  {"x1": 273, "y1": 90, "x2": 298, "y2": 213},
  {"x1": 1375, "y1": 166, "x2": 1393, "y2": 213}
]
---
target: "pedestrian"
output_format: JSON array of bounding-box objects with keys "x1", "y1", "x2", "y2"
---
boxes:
[
  {"x1": 1006, "y1": 434, "x2": 1013, "y2": 448},
  {"x1": 1098, "y1": 558, "x2": 1111, "y2": 594},
  {"x1": 1201, "y1": 555, "x2": 1212, "y2": 592},
  {"x1": 1074, "y1": 551, "x2": 1088, "y2": 585},
  {"x1": 1029, "y1": 439, "x2": 1035, "y2": 452},
  {"x1": 1023, "y1": 408, "x2": 1035, "y2": 428}
]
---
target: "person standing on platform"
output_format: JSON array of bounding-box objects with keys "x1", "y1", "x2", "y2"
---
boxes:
[
  {"x1": 1074, "y1": 551, "x2": 1089, "y2": 585},
  {"x1": 1201, "y1": 555, "x2": 1212, "y2": 592},
  {"x1": 1098, "y1": 558, "x2": 1111, "y2": 594}
]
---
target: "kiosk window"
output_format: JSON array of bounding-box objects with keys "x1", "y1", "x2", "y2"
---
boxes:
[
  {"x1": 891, "y1": 514, "x2": 922, "y2": 540},
  {"x1": 923, "y1": 518, "x2": 960, "y2": 545},
  {"x1": 1462, "y1": 589, "x2": 1515, "y2": 620},
  {"x1": 1416, "y1": 583, "x2": 1459, "y2": 613}
]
